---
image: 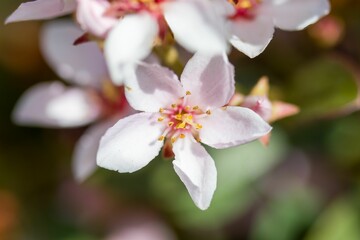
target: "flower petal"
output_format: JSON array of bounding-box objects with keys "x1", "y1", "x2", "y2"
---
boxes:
[
  {"x1": 97, "y1": 112, "x2": 165, "y2": 173},
  {"x1": 125, "y1": 63, "x2": 185, "y2": 112},
  {"x1": 229, "y1": 15, "x2": 274, "y2": 58},
  {"x1": 72, "y1": 118, "x2": 117, "y2": 182},
  {"x1": 163, "y1": 0, "x2": 229, "y2": 54},
  {"x1": 12, "y1": 82, "x2": 101, "y2": 128},
  {"x1": 172, "y1": 135, "x2": 217, "y2": 210},
  {"x1": 198, "y1": 106, "x2": 272, "y2": 149},
  {"x1": 5, "y1": 0, "x2": 76, "y2": 24},
  {"x1": 41, "y1": 20, "x2": 108, "y2": 88},
  {"x1": 263, "y1": 0, "x2": 330, "y2": 31},
  {"x1": 180, "y1": 53, "x2": 234, "y2": 110},
  {"x1": 104, "y1": 13, "x2": 158, "y2": 85},
  {"x1": 76, "y1": 0, "x2": 117, "y2": 37}
]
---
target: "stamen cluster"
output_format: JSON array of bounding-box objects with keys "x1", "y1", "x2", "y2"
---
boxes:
[
  {"x1": 157, "y1": 91, "x2": 206, "y2": 143},
  {"x1": 228, "y1": 0, "x2": 262, "y2": 20}
]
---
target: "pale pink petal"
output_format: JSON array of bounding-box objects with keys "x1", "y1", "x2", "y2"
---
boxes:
[
  {"x1": 41, "y1": 20, "x2": 108, "y2": 89},
  {"x1": 163, "y1": 0, "x2": 229, "y2": 54},
  {"x1": 262, "y1": 0, "x2": 330, "y2": 31},
  {"x1": 180, "y1": 53, "x2": 234, "y2": 110},
  {"x1": 198, "y1": 106, "x2": 272, "y2": 149},
  {"x1": 242, "y1": 96, "x2": 273, "y2": 121},
  {"x1": 76, "y1": 0, "x2": 117, "y2": 37},
  {"x1": 6, "y1": 0, "x2": 76, "y2": 24},
  {"x1": 229, "y1": 15, "x2": 274, "y2": 58},
  {"x1": 72, "y1": 118, "x2": 118, "y2": 182},
  {"x1": 13, "y1": 82, "x2": 101, "y2": 128},
  {"x1": 104, "y1": 13, "x2": 158, "y2": 85},
  {"x1": 172, "y1": 135, "x2": 217, "y2": 210},
  {"x1": 125, "y1": 63, "x2": 185, "y2": 112},
  {"x1": 97, "y1": 112, "x2": 165, "y2": 173}
]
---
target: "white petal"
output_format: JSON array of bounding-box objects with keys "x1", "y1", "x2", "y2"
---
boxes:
[
  {"x1": 125, "y1": 63, "x2": 185, "y2": 112},
  {"x1": 72, "y1": 118, "x2": 117, "y2": 182},
  {"x1": 104, "y1": 13, "x2": 158, "y2": 85},
  {"x1": 198, "y1": 106, "x2": 272, "y2": 149},
  {"x1": 76, "y1": 0, "x2": 117, "y2": 37},
  {"x1": 263, "y1": 0, "x2": 330, "y2": 31},
  {"x1": 172, "y1": 135, "x2": 217, "y2": 210},
  {"x1": 13, "y1": 82, "x2": 101, "y2": 128},
  {"x1": 229, "y1": 15, "x2": 274, "y2": 58},
  {"x1": 5, "y1": 0, "x2": 76, "y2": 24},
  {"x1": 163, "y1": 0, "x2": 229, "y2": 54},
  {"x1": 180, "y1": 53, "x2": 234, "y2": 109},
  {"x1": 97, "y1": 112, "x2": 165, "y2": 173},
  {"x1": 41, "y1": 20, "x2": 108, "y2": 88}
]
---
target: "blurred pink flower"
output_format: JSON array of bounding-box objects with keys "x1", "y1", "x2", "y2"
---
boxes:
[
  {"x1": 223, "y1": 0, "x2": 330, "y2": 57},
  {"x1": 96, "y1": 53, "x2": 271, "y2": 210},
  {"x1": 6, "y1": 0, "x2": 76, "y2": 24},
  {"x1": 96, "y1": 0, "x2": 229, "y2": 85},
  {"x1": 12, "y1": 20, "x2": 133, "y2": 182}
]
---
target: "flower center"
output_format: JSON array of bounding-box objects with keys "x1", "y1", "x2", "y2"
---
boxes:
[
  {"x1": 228, "y1": 0, "x2": 261, "y2": 20},
  {"x1": 100, "y1": 80, "x2": 128, "y2": 117},
  {"x1": 106, "y1": 0, "x2": 164, "y2": 18},
  {"x1": 157, "y1": 91, "x2": 210, "y2": 143}
]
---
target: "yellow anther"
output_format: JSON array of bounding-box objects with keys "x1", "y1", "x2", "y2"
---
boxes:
[
  {"x1": 158, "y1": 117, "x2": 164, "y2": 122},
  {"x1": 171, "y1": 136, "x2": 177, "y2": 143},
  {"x1": 175, "y1": 114, "x2": 182, "y2": 120},
  {"x1": 186, "y1": 91, "x2": 191, "y2": 95},
  {"x1": 159, "y1": 108, "x2": 164, "y2": 113},
  {"x1": 195, "y1": 123, "x2": 202, "y2": 130},
  {"x1": 158, "y1": 135, "x2": 165, "y2": 141},
  {"x1": 168, "y1": 122, "x2": 174, "y2": 127},
  {"x1": 171, "y1": 103, "x2": 177, "y2": 108},
  {"x1": 176, "y1": 122, "x2": 186, "y2": 129},
  {"x1": 206, "y1": 110, "x2": 211, "y2": 115},
  {"x1": 186, "y1": 114, "x2": 193, "y2": 121},
  {"x1": 238, "y1": 0, "x2": 251, "y2": 8},
  {"x1": 179, "y1": 133, "x2": 185, "y2": 139},
  {"x1": 193, "y1": 106, "x2": 199, "y2": 110},
  {"x1": 185, "y1": 106, "x2": 191, "y2": 111}
]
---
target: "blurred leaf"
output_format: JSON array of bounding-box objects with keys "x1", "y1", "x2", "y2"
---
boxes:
[
  {"x1": 150, "y1": 131, "x2": 288, "y2": 228},
  {"x1": 304, "y1": 197, "x2": 360, "y2": 240},
  {"x1": 288, "y1": 58, "x2": 357, "y2": 121},
  {"x1": 326, "y1": 113, "x2": 360, "y2": 167},
  {"x1": 250, "y1": 188, "x2": 320, "y2": 240}
]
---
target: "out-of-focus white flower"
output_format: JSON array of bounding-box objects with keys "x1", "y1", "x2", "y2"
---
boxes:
[
  {"x1": 5, "y1": 0, "x2": 77, "y2": 24},
  {"x1": 12, "y1": 20, "x2": 133, "y2": 182},
  {"x1": 223, "y1": 0, "x2": 330, "y2": 58},
  {"x1": 96, "y1": 53, "x2": 271, "y2": 210},
  {"x1": 76, "y1": 0, "x2": 229, "y2": 85}
]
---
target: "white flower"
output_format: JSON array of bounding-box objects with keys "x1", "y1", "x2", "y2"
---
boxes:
[
  {"x1": 12, "y1": 20, "x2": 132, "y2": 181},
  {"x1": 96, "y1": 53, "x2": 271, "y2": 210},
  {"x1": 224, "y1": 0, "x2": 330, "y2": 58},
  {"x1": 93, "y1": 0, "x2": 229, "y2": 85}
]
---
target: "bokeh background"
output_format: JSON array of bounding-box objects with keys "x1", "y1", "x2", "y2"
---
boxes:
[{"x1": 1, "y1": 0, "x2": 360, "y2": 239}]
